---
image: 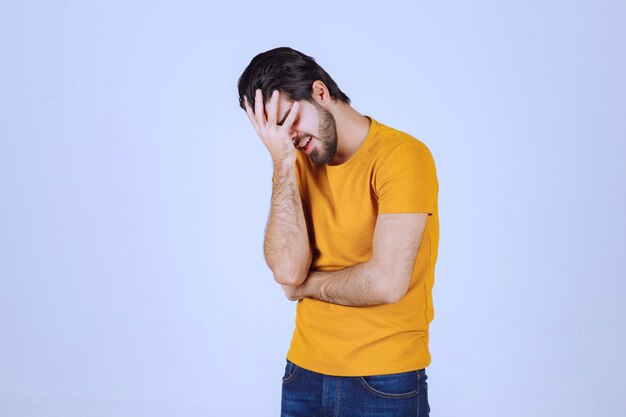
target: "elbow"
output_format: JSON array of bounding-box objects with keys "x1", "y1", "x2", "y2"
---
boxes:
[
  {"x1": 380, "y1": 288, "x2": 408, "y2": 304},
  {"x1": 267, "y1": 253, "x2": 312, "y2": 287},
  {"x1": 377, "y1": 277, "x2": 410, "y2": 304},
  {"x1": 381, "y1": 290, "x2": 407, "y2": 304},
  {"x1": 273, "y1": 270, "x2": 307, "y2": 286}
]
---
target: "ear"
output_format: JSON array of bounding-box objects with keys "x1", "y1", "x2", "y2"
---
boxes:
[{"x1": 311, "y1": 80, "x2": 332, "y2": 107}]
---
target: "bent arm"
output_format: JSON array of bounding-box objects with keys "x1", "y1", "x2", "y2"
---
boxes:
[
  {"x1": 286, "y1": 213, "x2": 427, "y2": 306},
  {"x1": 264, "y1": 162, "x2": 312, "y2": 286}
]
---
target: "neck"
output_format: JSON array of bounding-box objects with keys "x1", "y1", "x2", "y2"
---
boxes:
[{"x1": 328, "y1": 102, "x2": 372, "y2": 165}]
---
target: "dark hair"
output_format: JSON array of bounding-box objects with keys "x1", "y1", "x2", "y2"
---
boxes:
[{"x1": 237, "y1": 47, "x2": 350, "y2": 110}]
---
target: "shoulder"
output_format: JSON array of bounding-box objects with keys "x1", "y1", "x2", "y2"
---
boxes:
[{"x1": 372, "y1": 121, "x2": 435, "y2": 168}]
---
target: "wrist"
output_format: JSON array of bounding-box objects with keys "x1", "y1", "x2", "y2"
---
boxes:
[
  {"x1": 272, "y1": 158, "x2": 295, "y2": 172},
  {"x1": 302, "y1": 272, "x2": 323, "y2": 300},
  {"x1": 272, "y1": 161, "x2": 295, "y2": 184}
]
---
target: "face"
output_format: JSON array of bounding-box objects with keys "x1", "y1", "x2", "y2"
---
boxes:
[{"x1": 276, "y1": 95, "x2": 338, "y2": 165}]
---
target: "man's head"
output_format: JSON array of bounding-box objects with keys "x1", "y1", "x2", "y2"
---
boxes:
[
  {"x1": 237, "y1": 47, "x2": 350, "y2": 111},
  {"x1": 238, "y1": 47, "x2": 350, "y2": 165}
]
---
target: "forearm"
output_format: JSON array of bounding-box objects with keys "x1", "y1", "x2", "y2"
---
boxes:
[
  {"x1": 295, "y1": 259, "x2": 397, "y2": 306},
  {"x1": 288, "y1": 213, "x2": 426, "y2": 306},
  {"x1": 264, "y1": 163, "x2": 312, "y2": 285}
]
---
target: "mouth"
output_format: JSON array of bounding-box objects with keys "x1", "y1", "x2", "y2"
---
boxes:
[{"x1": 296, "y1": 136, "x2": 313, "y2": 153}]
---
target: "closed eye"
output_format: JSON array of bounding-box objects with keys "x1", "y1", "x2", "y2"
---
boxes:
[{"x1": 277, "y1": 107, "x2": 292, "y2": 126}]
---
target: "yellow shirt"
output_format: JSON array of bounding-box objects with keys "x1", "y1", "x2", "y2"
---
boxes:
[{"x1": 287, "y1": 117, "x2": 439, "y2": 376}]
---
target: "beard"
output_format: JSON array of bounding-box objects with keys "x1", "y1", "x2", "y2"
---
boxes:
[{"x1": 308, "y1": 102, "x2": 338, "y2": 165}]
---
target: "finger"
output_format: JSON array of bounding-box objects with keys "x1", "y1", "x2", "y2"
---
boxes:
[
  {"x1": 254, "y1": 89, "x2": 266, "y2": 127},
  {"x1": 281, "y1": 101, "x2": 300, "y2": 131},
  {"x1": 243, "y1": 96, "x2": 260, "y2": 131},
  {"x1": 267, "y1": 90, "x2": 279, "y2": 126}
]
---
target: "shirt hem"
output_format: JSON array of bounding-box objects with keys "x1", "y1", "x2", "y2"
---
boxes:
[{"x1": 285, "y1": 353, "x2": 432, "y2": 377}]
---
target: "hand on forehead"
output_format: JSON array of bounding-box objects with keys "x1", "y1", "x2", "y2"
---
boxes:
[{"x1": 243, "y1": 89, "x2": 299, "y2": 132}]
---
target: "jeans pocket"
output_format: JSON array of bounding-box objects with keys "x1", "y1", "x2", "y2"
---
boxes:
[
  {"x1": 282, "y1": 360, "x2": 299, "y2": 384},
  {"x1": 359, "y1": 370, "x2": 419, "y2": 398}
]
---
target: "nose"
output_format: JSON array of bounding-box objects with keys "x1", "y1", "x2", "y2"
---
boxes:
[{"x1": 289, "y1": 127, "x2": 299, "y2": 144}]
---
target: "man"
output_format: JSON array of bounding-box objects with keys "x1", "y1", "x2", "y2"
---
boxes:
[{"x1": 237, "y1": 47, "x2": 438, "y2": 417}]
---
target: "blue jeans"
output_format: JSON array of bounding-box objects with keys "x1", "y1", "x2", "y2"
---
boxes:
[{"x1": 281, "y1": 360, "x2": 430, "y2": 417}]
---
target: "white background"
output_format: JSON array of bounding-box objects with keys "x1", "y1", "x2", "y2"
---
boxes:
[{"x1": 1, "y1": 1, "x2": 625, "y2": 416}]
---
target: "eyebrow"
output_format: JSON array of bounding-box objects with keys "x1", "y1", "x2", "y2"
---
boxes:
[{"x1": 277, "y1": 106, "x2": 292, "y2": 126}]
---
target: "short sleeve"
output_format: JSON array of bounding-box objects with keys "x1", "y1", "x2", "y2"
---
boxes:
[{"x1": 374, "y1": 141, "x2": 438, "y2": 215}]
